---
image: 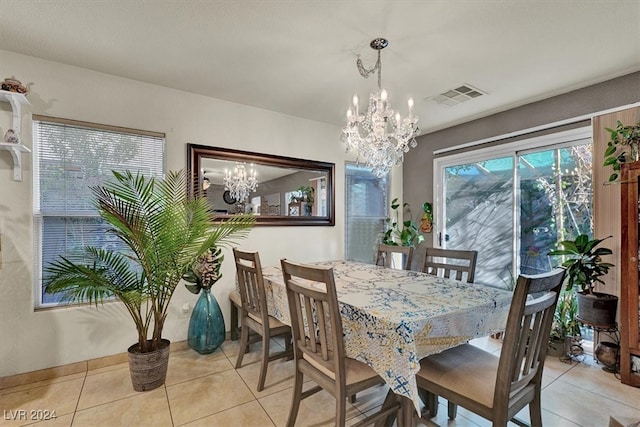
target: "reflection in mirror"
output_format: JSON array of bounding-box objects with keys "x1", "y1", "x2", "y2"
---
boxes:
[{"x1": 187, "y1": 144, "x2": 335, "y2": 226}]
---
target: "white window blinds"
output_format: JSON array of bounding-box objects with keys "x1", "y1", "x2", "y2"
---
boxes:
[
  {"x1": 33, "y1": 116, "x2": 165, "y2": 307},
  {"x1": 344, "y1": 163, "x2": 389, "y2": 263}
]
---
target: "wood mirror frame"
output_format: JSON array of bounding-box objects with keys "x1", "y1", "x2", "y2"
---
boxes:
[{"x1": 187, "y1": 143, "x2": 335, "y2": 226}]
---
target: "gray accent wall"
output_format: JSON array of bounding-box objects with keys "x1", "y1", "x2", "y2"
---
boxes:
[{"x1": 404, "y1": 71, "x2": 640, "y2": 249}]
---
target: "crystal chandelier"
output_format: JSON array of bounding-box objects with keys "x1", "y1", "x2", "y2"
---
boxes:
[
  {"x1": 341, "y1": 38, "x2": 419, "y2": 178},
  {"x1": 223, "y1": 163, "x2": 258, "y2": 202}
]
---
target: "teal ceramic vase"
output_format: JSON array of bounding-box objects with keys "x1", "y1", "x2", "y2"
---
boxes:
[{"x1": 187, "y1": 287, "x2": 225, "y2": 354}]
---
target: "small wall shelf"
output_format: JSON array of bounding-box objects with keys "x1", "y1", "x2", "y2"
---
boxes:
[
  {"x1": 0, "y1": 142, "x2": 31, "y2": 181},
  {"x1": 0, "y1": 90, "x2": 30, "y2": 181}
]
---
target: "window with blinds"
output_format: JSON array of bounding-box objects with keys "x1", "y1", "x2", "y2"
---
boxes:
[
  {"x1": 32, "y1": 116, "x2": 165, "y2": 307},
  {"x1": 344, "y1": 163, "x2": 389, "y2": 263}
]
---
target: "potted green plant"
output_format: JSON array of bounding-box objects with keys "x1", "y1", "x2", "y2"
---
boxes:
[
  {"x1": 294, "y1": 186, "x2": 315, "y2": 216},
  {"x1": 420, "y1": 202, "x2": 433, "y2": 233},
  {"x1": 45, "y1": 170, "x2": 255, "y2": 391},
  {"x1": 548, "y1": 290, "x2": 582, "y2": 359},
  {"x1": 548, "y1": 234, "x2": 617, "y2": 326},
  {"x1": 382, "y1": 198, "x2": 424, "y2": 248},
  {"x1": 603, "y1": 120, "x2": 640, "y2": 182}
]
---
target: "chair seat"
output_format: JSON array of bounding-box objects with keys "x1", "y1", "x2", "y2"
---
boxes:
[
  {"x1": 302, "y1": 352, "x2": 380, "y2": 385},
  {"x1": 229, "y1": 289, "x2": 241, "y2": 306},
  {"x1": 418, "y1": 343, "x2": 498, "y2": 409},
  {"x1": 247, "y1": 311, "x2": 289, "y2": 329}
]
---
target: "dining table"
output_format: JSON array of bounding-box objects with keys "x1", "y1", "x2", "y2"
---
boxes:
[{"x1": 259, "y1": 260, "x2": 513, "y2": 424}]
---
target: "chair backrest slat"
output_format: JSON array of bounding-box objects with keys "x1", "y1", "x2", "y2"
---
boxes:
[
  {"x1": 376, "y1": 243, "x2": 413, "y2": 270},
  {"x1": 421, "y1": 248, "x2": 478, "y2": 283},
  {"x1": 233, "y1": 249, "x2": 269, "y2": 324},
  {"x1": 494, "y1": 269, "x2": 565, "y2": 414}
]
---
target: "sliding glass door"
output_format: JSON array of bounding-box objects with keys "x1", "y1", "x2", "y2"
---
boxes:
[
  {"x1": 441, "y1": 156, "x2": 515, "y2": 287},
  {"x1": 435, "y1": 128, "x2": 592, "y2": 288}
]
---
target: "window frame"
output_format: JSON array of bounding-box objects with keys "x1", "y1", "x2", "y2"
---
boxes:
[{"x1": 32, "y1": 116, "x2": 166, "y2": 309}]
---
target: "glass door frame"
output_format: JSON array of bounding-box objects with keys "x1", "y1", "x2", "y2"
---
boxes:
[{"x1": 433, "y1": 127, "x2": 591, "y2": 280}]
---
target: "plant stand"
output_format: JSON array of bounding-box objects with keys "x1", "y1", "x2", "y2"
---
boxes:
[{"x1": 580, "y1": 320, "x2": 620, "y2": 371}]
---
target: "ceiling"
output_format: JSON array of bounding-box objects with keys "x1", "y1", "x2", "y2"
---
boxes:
[{"x1": 1, "y1": 1, "x2": 639, "y2": 134}]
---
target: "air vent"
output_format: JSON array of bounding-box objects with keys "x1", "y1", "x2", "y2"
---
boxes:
[{"x1": 428, "y1": 84, "x2": 487, "y2": 106}]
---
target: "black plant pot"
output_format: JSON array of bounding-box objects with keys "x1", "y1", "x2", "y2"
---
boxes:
[{"x1": 576, "y1": 292, "x2": 618, "y2": 327}]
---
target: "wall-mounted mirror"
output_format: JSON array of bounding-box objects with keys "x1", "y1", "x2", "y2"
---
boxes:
[{"x1": 187, "y1": 144, "x2": 335, "y2": 226}]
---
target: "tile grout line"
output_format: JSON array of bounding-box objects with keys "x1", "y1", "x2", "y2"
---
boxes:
[
  {"x1": 163, "y1": 384, "x2": 175, "y2": 427},
  {"x1": 222, "y1": 350, "x2": 280, "y2": 425},
  {"x1": 69, "y1": 369, "x2": 88, "y2": 427}
]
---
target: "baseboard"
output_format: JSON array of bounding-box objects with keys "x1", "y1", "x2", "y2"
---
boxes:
[{"x1": 0, "y1": 339, "x2": 193, "y2": 391}]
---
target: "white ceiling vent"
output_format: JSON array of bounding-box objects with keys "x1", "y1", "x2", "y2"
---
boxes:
[{"x1": 428, "y1": 84, "x2": 486, "y2": 106}]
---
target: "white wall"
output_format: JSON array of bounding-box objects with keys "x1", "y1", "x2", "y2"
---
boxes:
[{"x1": 0, "y1": 50, "x2": 404, "y2": 377}]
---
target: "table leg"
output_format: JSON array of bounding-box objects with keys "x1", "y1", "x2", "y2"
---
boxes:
[
  {"x1": 374, "y1": 391, "x2": 418, "y2": 427},
  {"x1": 398, "y1": 395, "x2": 417, "y2": 427}
]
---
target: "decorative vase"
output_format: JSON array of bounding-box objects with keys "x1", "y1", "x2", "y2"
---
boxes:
[
  {"x1": 595, "y1": 341, "x2": 619, "y2": 372},
  {"x1": 188, "y1": 287, "x2": 225, "y2": 354},
  {"x1": 127, "y1": 339, "x2": 170, "y2": 392}
]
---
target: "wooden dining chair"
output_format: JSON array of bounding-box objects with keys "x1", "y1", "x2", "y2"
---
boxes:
[
  {"x1": 421, "y1": 247, "x2": 478, "y2": 283},
  {"x1": 376, "y1": 243, "x2": 413, "y2": 270},
  {"x1": 415, "y1": 268, "x2": 566, "y2": 426},
  {"x1": 280, "y1": 259, "x2": 401, "y2": 427},
  {"x1": 233, "y1": 248, "x2": 293, "y2": 392}
]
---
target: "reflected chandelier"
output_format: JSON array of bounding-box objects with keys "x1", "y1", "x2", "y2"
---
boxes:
[
  {"x1": 223, "y1": 163, "x2": 258, "y2": 203},
  {"x1": 341, "y1": 38, "x2": 419, "y2": 178}
]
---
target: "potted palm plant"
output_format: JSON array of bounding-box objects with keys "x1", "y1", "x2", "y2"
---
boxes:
[
  {"x1": 548, "y1": 234, "x2": 617, "y2": 326},
  {"x1": 45, "y1": 170, "x2": 255, "y2": 391}
]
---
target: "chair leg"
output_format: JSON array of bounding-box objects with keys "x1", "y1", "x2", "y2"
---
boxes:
[
  {"x1": 230, "y1": 300, "x2": 240, "y2": 341},
  {"x1": 234, "y1": 318, "x2": 250, "y2": 369},
  {"x1": 528, "y1": 390, "x2": 543, "y2": 427},
  {"x1": 447, "y1": 401, "x2": 457, "y2": 420},
  {"x1": 336, "y1": 390, "x2": 347, "y2": 427},
  {"x1": 285, "y1": 331, "x2": 293, "y2": 360},
  {"x1": 286, "y1": 367, "x2": 304, "y2": 427},
  {"x1": 418, "y1": 388, "x2": 438, "y2": 417},
  {"x1": 257, "y1": 330, "x2": 270, "y2": 392}
]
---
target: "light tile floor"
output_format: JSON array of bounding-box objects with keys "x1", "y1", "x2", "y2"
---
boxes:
[{"x1": 1, "y1": 337, "x2": 639, "y2": 426}]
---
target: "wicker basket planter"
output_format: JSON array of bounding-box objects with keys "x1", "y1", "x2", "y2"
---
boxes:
[{"x1": 127, "y1": 339, "x2": 170, "y2": 392}]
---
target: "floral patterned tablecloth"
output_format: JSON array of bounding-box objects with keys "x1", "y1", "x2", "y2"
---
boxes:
[{"x1": 262, "y1": 260, "x2": 513, "y2": 413}]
